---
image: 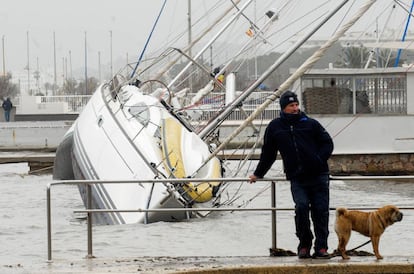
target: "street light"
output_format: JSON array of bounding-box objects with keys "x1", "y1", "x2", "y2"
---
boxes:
[
  {"x1": 2, "y1": 35, "x2": 5, "y2": 76},
  {"x1": 110, "y1": 30, "x2": 113, "y2": 77},
  {"x1": 26, "y1": 31, "x2": 30, "y2": 94},
  {"x1": 84, "y1": 31, "x2": 88, "y2": 95}
]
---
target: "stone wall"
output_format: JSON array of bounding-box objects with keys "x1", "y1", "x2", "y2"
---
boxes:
[{"x1": 329, "y1": 153, "x2": 414, "y2": 176}]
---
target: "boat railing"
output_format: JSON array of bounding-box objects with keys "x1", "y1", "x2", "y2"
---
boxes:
[{"x1": 46, "y1": 175, "x2": 414, "y2": 262}]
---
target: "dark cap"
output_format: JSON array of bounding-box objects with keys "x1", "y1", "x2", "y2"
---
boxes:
[{"x1": 279, "y1": 91, "x2": 299, "y2": 110}]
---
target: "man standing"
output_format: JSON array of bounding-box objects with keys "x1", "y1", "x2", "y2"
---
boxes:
[
  {"x1": 249, "y1": 90, "x2": 333, "y2": 259},
  {"x1": 2, "y1": 97, "x2": 12, "y2": 122}
]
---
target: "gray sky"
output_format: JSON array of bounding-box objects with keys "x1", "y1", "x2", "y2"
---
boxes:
[
  {"x1": 1, "y1": 0, "x2": 192, "y2": 77},
  {"x1": 1, "y1": 0, "x2": 412, "y2": 83}
]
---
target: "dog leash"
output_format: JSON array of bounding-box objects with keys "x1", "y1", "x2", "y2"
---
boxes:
[
  {"x1": 348, "y1": 240, "x2": 371, "y2": 252},
  {"x1": 331, "y1": 240, "x2": 372, "y2": 257}
]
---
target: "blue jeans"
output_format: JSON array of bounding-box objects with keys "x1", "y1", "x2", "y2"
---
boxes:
[
  {"x1": 290, "y1": 174, "x2": 330, "y2": 252},
  {"x1": 4, "y1": 110, "x2": 10, "y2": 122}
]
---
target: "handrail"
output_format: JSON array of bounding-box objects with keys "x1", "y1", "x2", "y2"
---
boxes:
[
  {"x1": 47, "y1": 177, "x2": 282, "y2": 262},
  {"x1": 46, "y1": 175, "x2": 414, "y2": 262}
]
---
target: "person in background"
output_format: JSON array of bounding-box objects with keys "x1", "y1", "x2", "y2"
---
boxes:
[
  {"x1": 2, "y1": 97, "x2": 13, "y2": 122},
  {"x1": 249, "y1": 90, "x2": 334, "y2": 259}
]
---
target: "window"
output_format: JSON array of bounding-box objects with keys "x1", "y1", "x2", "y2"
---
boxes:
[{"x1": 129, "y1": 102, "x2": 150, "y2": 126}]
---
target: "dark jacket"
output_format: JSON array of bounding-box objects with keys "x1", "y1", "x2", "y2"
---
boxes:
[
  {"x1": 2, "y1": 99, "x2": 12, "y2": 111},
  {"x1": 254, "y1": 111, "x2": 333, "y2": 180}
]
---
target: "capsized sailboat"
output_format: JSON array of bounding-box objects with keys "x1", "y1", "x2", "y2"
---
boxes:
[
  {"x1": 63, "y1": 77, "x2": 222, "y2": 225},
  {"x1": 53, "y1": 0, "x2": 257, "y2": 225}
]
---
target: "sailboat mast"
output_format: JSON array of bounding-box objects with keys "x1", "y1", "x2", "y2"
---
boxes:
[
  {"x1": 188, "y1": 0, "x2": 193, "y2": 91},
  {"x1": 167, "y1": 0, "x2": 254, "y2": 89},
  {"x1": 198, "y1": 0, "x2": 350, "y2": 139},
  {"x1": 151, "y1": 0, "x2": 241, "y2": 82},
  {"x1": 187, "y1": 0, "x2": 192, "y2": 58},
  {"x1": 193, "y1": 0, "x2": 378, "y2": 177},
  {"x1": 204, "y1": 0, "x2": 376, "y2": 167},
  {"x1": 216, "y1": 5, "x2": 278, "y2": 80}
]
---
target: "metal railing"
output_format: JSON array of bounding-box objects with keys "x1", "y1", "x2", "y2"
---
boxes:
[
  {"x1": 16, "y1": 78, "x2": 409, "y2": 119},
  {"x1": 46, "y1": 175, "x2": 414, "y2": 262},
  {"x1": 46, "y1": 177, "x2": 284, "y2": 261},
  {"x1": 39, "y1": 95, "x2": 92, "y2": 113},
  {"x1": 301, "y1": 72, "x2": 407, "y2": 115}
]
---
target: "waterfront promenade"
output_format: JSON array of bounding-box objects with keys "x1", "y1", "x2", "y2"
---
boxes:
[{"x1": 30, "y1": 255, "x2": 413, "y2": 273}]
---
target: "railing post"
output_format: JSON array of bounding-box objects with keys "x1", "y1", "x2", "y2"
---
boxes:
[
  {"x1": 271, "y1": 181, "x2": 277, "y2": 250},
  {"x1": 86, "y1": 183, "x2": 94, "y2": 258},
  {"x1": 47, "y1": 184, "x2": 52, "y2": 262}
]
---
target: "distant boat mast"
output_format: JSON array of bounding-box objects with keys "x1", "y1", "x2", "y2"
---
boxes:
[
  {"x1": 394, "y1": 0, "x2": 414, "y2": 67},
  {"x1": 187, "y1": 0, "x2": 192, "y2": 58}
]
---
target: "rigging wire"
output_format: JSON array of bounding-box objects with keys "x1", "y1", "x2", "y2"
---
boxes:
[
  {"x1": 207, "y1": 0, "x2": 285, "y2": 72},
  {"x1": 130, "y1": 0, "x2": 168, "y2": 79},
  {"x1": 198, "y1": 0, "x2": 377, "y2": 171},
  {"x1": 394, "y1": 0, "x2": 414, "y2": 17},
  {"x1": 235, "y1": 183, "x2": 271, "y2": 209},
  {"x1": 394, "y1": 0, "x2": 414, "y2": 66},
  {"x1": 228, "y1": 11, "x2": 327, "y2": 75},
  {"x1": 331, "y1": 0, "x2": 356, "y2": 36},
  {"x1": 220, "y1": 1, "x2": 409, "y2": 207},
  {"x1": 149, "y1": 0, "x2": 224, "y2": 58},
  {"x1": 230, "y1": 0, "x2": 260, "y2": 31},
  {"x1": 376, "y1": 3, "x2": 399, "y2": 68},
  {"x1": 256, "y1": 1, "x2": 334, "y2": 57},
  {"x1": 333, "y1": 1, "x2": 404, "y2": 70},
  {"x1": 205, "y1": 0, "x2": 291, "y2": 76}
]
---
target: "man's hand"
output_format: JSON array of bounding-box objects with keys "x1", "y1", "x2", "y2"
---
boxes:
[{"x1": 249, "y1": 174, "x2": 258, "y2": 184}]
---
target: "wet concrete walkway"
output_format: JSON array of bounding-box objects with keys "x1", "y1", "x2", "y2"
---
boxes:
[{"x1": 17, "y1": 255, "x2": 414, "y2": 273}]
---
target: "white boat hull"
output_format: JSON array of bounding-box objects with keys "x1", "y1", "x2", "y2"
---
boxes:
[{"x1": 56, "y1": 83, "x2": 221, "y2": 225}]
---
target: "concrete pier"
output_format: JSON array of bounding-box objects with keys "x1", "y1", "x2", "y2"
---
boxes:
[
  {"x1": 36, "y1": 255, "x2": 414, "y2": 273},
  {"x1": 0, "y1": 152, "x2": 55, "y2": 173},
  {"x1": 0, "y1": 121, "x2": 71, "y2": 150}
]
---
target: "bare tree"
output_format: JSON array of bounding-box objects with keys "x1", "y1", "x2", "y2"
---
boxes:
[{"x1": 0, "y1": 73, "x2": 19, "y2": 99}]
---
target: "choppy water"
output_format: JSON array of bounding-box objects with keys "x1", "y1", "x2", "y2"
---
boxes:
[{"x1": 1, "y1": 161, "x2": 413, "y2": 273}]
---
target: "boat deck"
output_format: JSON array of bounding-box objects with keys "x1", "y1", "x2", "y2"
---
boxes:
[{"x1": 38, "y1": 255, "x2": 414, "y2": 273}]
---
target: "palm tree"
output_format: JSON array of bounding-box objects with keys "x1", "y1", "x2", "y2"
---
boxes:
[{"x1": 336, "y1": 45, "x2": 370, "y2": 68}]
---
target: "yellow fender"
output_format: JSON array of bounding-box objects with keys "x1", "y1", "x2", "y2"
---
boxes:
[
  {"x1": 161, "y1": 117, "x2": 220, "y2": 203},
  {"x1": 182, "y1": 158, "x2": 221, "y2": 203},
  {"x1": 161, "y1": 117, "x2": 186, "y2": 178}
]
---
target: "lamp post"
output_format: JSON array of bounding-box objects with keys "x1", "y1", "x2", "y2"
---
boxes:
[
  {"x1": 2, "y1": 35, "x2": 5, "y2": 76},
  {"x1": 26, "y1": 31, "x2": 30, "y2": 94},
  {"x1": 110, "y1": 30, "x2": 113, "y2": 77},
  {"x1": 34, "y1": 57, "x2": 40, "y2": 93},
  {"x1": 84, "y1": 31, "x2": 88, "y2": 95},
  {"x1": 53, "y1": 31, "x2": 57, "y2": 95},
  {"x1": 98, "y1": 51, "x2": 101, "y2": 84},
  {"x1": 69, "y1": 50, "x2": 73, "y2": 79}
]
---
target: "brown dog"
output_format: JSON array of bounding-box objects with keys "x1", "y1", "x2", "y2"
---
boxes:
[{"x1": 335, "y1": 205, "x2": 403, "y2": 260}]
